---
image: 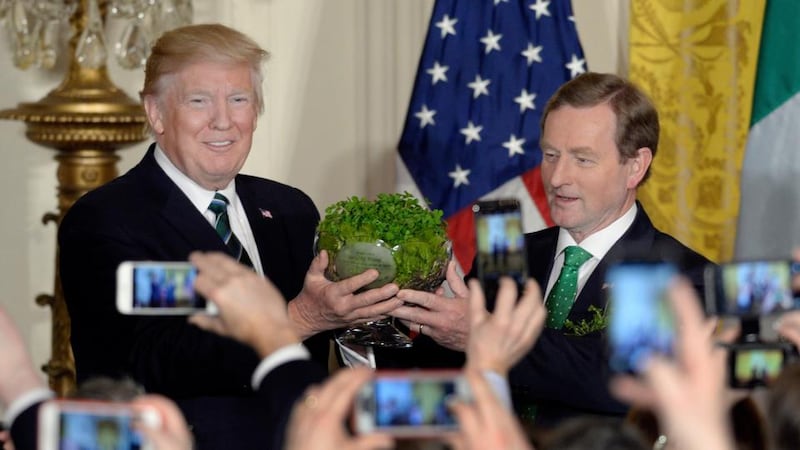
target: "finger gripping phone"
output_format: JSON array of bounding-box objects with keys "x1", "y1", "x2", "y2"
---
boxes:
[
  {"x1": 726, "y1": 342, "x2": 796, "y2": 388},
  {"x1": 116, "y1": 261, "x2": 217, "y2": 315},
  {"x1": 472, "y1": 198, "x2": 528, "y2": 302},
  {"x1": 607, "y1": 262, "x2": 679, "y2": 373},
  {"x1": 704, "y1": 259, "x2": 800, "y2": 317},
  {"x1": 38, "y1": 399, "x2": 160, "y2": 450},
  {"x1": 352, "y1": 370, "x2": 471, "y2": 438}
]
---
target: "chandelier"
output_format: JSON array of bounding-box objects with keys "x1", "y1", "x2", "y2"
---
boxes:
[{"x1": 0, "y1": 0, "x2": 192, "y2": 70}]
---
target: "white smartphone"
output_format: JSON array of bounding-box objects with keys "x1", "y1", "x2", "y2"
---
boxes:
[
  {"x1": 352, "y1": 370, "x2": 470, "y2": 438},
  {"x1": 116, "y1": 261, "x2": 217, "y2": 315},
  {"x1": 38, "y1": 399, "x2": 160, "y2": 450}
]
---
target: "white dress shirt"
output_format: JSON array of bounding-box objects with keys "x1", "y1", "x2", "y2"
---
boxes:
[
  {"x1": 154, "y1": 146, "x2": 265, "y2": 275},
  {"x1": 544, "y1": 203, "x2": 638, "y2": 301}
]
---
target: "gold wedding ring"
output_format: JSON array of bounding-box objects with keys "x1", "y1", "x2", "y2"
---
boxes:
[{"x1": 418, "y1": 323, "x2": 424, "y2": 335}]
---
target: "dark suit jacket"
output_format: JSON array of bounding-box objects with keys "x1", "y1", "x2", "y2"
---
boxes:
[
  {"x1": 509, "y1": 204, "x2": 710, "y2": 426},
  {"x1": 257, "y1": 359, "x2": 327, "y2": 450},
  {"x1": 8, "y1": 402, "x2": 37, "y2": 450},
  {"x1": 58, "y1": 145, "x2": 325, "y2": 449}
]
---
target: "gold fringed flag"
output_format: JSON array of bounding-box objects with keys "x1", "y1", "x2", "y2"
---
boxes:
[{"x1": 629, "y1": 0, "x2": 765, "y2": 262}]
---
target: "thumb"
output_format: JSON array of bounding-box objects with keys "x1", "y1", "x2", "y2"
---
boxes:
[{"x1": 309, "y1": 250, "x2": 328, "y2": 275}]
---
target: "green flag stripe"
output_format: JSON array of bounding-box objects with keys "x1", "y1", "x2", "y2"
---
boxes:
[{"x1": 751, "y1": 0, "x2": 800, "y2": 125}]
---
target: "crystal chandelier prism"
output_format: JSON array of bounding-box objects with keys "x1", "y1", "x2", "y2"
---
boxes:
[{"x1": 0, "y1": 0, "x2": 193, "y2": 70}]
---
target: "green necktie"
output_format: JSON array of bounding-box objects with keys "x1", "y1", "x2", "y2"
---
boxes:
[
  {"x1": 208, "y1": 193, "x2": 253, "y2": 268},
  {"x1": 545, "y1": 245, "x2": 592, "y2": 329}
]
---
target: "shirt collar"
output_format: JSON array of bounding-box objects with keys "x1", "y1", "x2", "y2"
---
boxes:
[
  {"x1": 555, "y1": 203, "x2": 638, "y2": 261},
  {"x1": 153, "y1": 144, "x2": 237, "y2": 213}
]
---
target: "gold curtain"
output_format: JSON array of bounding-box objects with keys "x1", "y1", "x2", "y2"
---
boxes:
[{"x1": 629, "y1": 0, "x2": 765, "y2": 262}]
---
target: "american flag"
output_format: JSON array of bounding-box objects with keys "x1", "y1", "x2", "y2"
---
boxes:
[{"x1": 397, "y1": 0, "x2": 587, "y2": 271}]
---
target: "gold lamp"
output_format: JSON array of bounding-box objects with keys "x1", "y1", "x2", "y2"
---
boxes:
[{"x1": 0, "y1": 0, "x2": 191, "y2": 396}]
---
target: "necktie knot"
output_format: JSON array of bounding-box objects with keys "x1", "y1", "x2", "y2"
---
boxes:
[
  {"x1": 208, "y1": 193, "x2": 230, "y2": 216},
  {"x1": 563, "y1": 245, "x2": 592, "y2": 268}
]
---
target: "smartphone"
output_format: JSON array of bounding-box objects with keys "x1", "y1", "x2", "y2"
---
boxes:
[
  {"x1": 116, "y1": 261, "x2": 216, "y2": 315},
  {"x1": 352, "y1": 370, "x2": 470, "y2": 438},
  {"x1": 38, "y1": 399, "x2": 160, "y2": 450},
  {"x1": 607, "y1": 262, "x2": 679, "y2": 373},
  {"x1": 726, "y1": 342, "x2": 795, "y2": 388},
  {"x1": 472, "y1": 198, "x2": 528, "y2": 302},
  {"x1": 704, "y1": 260, "x2": 800, "y2": 317}
]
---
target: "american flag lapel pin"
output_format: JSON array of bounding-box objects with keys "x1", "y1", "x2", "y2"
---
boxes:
[{"x1": 259, "y1": 208, "x2": 273, "y2": 219}]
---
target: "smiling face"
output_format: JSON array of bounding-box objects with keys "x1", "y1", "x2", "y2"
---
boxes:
[
  {"x1": 540, "y1": 103, "x2": 651, "y2": 243},
  {"x1": 144, "y1": 60, "x2": 258, "y2": 190}
]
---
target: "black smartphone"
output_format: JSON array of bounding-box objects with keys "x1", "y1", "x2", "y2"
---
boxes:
[
  {"x1": 352, "y1": 370, "x2": 470, "y2": 438},
  {"x1": 607, "y1": 262, "x2": 679, "y2": 373},
  {"x1": 704, "y1": 260, "x2": 800, "y2": 317},
  {"x1": 725, "y1": 342, "x2": 795, "y2": 388},
  {"x1": 472, "y1": 198, "x2": 528, "y2": 302}
]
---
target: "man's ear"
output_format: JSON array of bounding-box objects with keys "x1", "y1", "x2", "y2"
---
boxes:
[
  {"x1": 626, "y1": 147, "x2": 653, "y2": 188},
  {"x1": 143, "y1": 95, "x2": 165, "y2": 134}
]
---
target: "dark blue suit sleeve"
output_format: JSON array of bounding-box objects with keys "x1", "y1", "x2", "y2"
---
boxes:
[
  {"x1": 9, "y1": 401, "x2": 39, "y2": 450},
  {"x1": 257, "y1": 359, "x2": 327, "y2": 450}
]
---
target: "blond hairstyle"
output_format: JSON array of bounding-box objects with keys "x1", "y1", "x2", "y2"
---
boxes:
[{"x1": 140, "y1": 23, "x2": 269, "y2": 114}]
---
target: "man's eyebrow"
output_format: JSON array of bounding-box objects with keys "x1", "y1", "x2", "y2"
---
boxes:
[{"x1": 568, "y1": 147, "x2": 597, "y2": 157}]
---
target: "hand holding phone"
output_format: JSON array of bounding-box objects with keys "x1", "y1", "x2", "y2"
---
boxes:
[
  {"x1": 472, "y1": 199, "x2": 528, "y2": 302},
  {"x1": 38, "y1": 400, "x2": 160, "y2": 450},
  {"x1": 116, "y1": 261, "x2": 217, "y2": 315},
  {"x1": 352, "y1": 370, "x2": 470, "y2": 438}
]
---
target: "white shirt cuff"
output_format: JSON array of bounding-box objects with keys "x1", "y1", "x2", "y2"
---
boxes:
[
  {"x1": 250, "y1": 343, "x2": 310, "y2": 389},
  {"x1": 4, "y1": 387, "x2": 53, "y2": 427}
]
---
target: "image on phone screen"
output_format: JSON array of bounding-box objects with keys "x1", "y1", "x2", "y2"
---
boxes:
[
  {"x1": 706, "y1": 260, "x2": 800, "y2": 317},
  {"x1": 607, "y1": 262, "x2": 678, "y2": 373},
  {"x1": 729, "y1": 344, "x2": 787, "y2": 388},
  {"x1": 473, "y1": 199, "x2": 527, "y2": 300},
  {"x1": 60, "y1": 410, "x2": 144, "y2": 449},
  {"x1": 353, "y1": 371, "x2": 468, "y2": 437},
  {"x1": 374, "y1": 378, "x2": 456, "y2": 429},
  {"x1": 134, "y1": 263, "x2": 202, "y2": 309}
]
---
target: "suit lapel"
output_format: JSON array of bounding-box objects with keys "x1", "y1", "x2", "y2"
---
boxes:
[
  {"x1": 525, "y1": 227, "x2": 559, "y2": 290},
  {"x1": 570, "y1": 205, "x2": 658, "y2": 314},
  {"x1": 236, "y1": 177, "x2": 298, "y2": 286},
  {"x1": 137, "y1": 145, "x2": 228, "y2": 254}
]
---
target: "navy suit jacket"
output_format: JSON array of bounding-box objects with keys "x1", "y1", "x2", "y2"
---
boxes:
[
  {"x1": 59, "y1": 145, "x2": 326, "y2": 449},
  {"x1": 508, "y1": 204, "x2": 710, "y2": 426}
]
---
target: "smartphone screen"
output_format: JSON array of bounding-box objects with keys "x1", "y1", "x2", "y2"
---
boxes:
[
  {"x1": 607, "y1": 262, "x2": 678, "y2": 373},
  {"x1": 727, "y1": 343, "x2": 791, "y2": 388},
  {"x1": 353, "y1": 371, "x2": 468, "y2": 437},
  {"x1": 472, "y1": 198, "x2": 527, "y2": 301},
  {"x1": 705, "y1": 260, "x2": 800, "y2": 317},
  {"x1": 38, "y1": 400, "x2": 157, "y2": 450},
  {"x1": 116, "y1": 261, "x2": 214, "y2": 315}
]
